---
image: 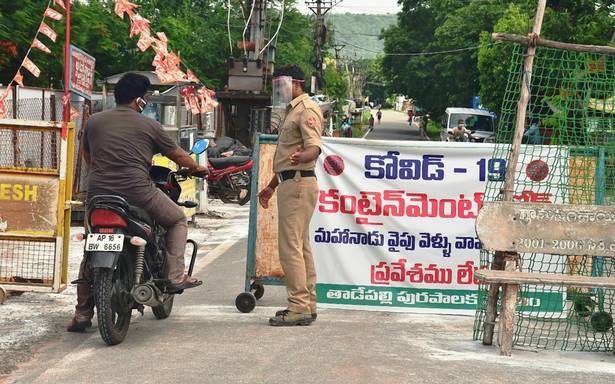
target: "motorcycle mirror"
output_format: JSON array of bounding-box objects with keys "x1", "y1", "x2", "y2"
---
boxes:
[{"x1": 191, "y1": 139, "x2": 209, "y2": 155}]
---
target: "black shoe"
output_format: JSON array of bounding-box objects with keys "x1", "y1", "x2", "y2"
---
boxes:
[
  {"x1": 67, "y1": 318, "x2": 92, "y2": 332},
  {"x1": 275, "y1": 309, "x2": 317, "y2": 321},
  {"x1": 269, "y1": 311, "x2": 313, "y2": 326}
]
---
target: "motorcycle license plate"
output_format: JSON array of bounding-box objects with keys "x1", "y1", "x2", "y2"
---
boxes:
[{"x1": 85, "y1": 234, "x2": 124, "y2": 252}]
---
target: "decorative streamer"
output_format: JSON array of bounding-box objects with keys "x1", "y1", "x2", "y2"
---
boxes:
[
  {"x1": 32, "y1": 38, "x2": 52, "y2": 54},
  {"x1": 23, "y1": 57, "x2": 41, "y2": 78},
  {"x1": 44, "y1": 7, "x2": 63, "y2": 21},
  {"x1": 38, "y1": 22, "x2": 58, "y2": 43}
]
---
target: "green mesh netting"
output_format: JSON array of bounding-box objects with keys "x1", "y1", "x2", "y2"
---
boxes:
[{"x1": 473, "y1": 43, "x2": 615, "y2": 352}]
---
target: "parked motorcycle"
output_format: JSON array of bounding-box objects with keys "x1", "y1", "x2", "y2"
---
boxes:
[
  {"x1": 74, "y1": 140, "x2": 209, "y2": 346},
  {"x1": 207, "y1": 156, "x2": 253, "y2": 206}
]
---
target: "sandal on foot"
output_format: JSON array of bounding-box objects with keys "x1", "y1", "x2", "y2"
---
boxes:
[
  {"x1": 166, "y1": 275, "x2": 202, "y2": 293},
  {"x1": 67, "y1": 318, "x2": 92, "y2": 332}
]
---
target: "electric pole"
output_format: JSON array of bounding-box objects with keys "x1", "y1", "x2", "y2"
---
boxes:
[
  {"x1": 306, "y1": 0, "x2": 333, "y2": 94},
  {"x1": 332, "y1": 43, "x2": 345, "y2": 69}
]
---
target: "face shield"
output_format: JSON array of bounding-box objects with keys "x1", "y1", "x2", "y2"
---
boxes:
[{"x1": 272, "y1": 76, "x2": 293, "y2": 107}]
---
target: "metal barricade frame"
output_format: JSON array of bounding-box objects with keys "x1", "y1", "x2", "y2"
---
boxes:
[{"x1": 0, "y1": 119, "x2": 75, "y2": 294}]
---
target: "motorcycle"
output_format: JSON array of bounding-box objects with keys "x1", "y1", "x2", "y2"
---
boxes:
[
  {"x1": 74, "y1": 139, "x2": 209, "y2": 345},
  {"x1": 207, "y1": 155, "x2": 253, "y2": 206}
]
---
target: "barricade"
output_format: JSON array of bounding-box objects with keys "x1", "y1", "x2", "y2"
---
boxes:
[{"x1": 0, "y1": 119, "x2": 75, "y2": 300}]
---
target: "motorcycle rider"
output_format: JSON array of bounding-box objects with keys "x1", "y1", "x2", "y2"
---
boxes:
[
  {"x1": 67, "y1": 73, "x2": 207, "y2": 332},
  {"x1": 450, "y1": 118, "x2": 474, "y2": 142}
]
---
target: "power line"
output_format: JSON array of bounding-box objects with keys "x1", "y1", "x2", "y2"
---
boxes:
[
  {"x1": 260, "y1": 0, "x2": 285, "y2": 55},
  {"x1": 336, "y1": 39, "x2": 501, "y2": 56},
  {"x1": 227, "y1": 0, "x2": 233, "y2": 53}
]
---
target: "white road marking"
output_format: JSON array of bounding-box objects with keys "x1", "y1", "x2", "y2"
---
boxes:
[{"x1": 191, "y1": 238, "x2": 240, "y2": 275}]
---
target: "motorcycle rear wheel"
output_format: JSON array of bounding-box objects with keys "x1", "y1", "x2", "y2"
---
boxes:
[
  {"x1": 94, "y1": 262, "x2": 133, "y2": 346},
  {"x1": 152, "y1": 295, "x2": 175, "y2": 319}
]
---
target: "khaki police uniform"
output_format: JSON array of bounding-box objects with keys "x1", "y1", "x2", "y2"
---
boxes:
[{"x1": 273, "y1": 93, "x2": 323, "y2": 315}]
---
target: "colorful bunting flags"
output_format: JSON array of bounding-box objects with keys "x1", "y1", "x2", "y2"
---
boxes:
[
  {"x1": 54, "y1": 0, "x2": 66, "y2": 10},
  {"x1": 115, "y1": 0, "x2": 139, "y2": 19},
  {"x1": 0, "y1": 85, "x2": 12, "y2": 119},
  {"x1": 44, "y1": 7, "x2": 63, "y2": 21},
  {"x1": 23, "y1": 58, "x2": 41, "y2": 78},
  {"x1": 129, "y1": 14, "x2": 150, "y2": 38},
  {"x1": 13, "y1": 71, "x2": 24, "y2": 87},
  {"x1": 112, "y1": 0, "x2": 218, "y2": 113},
  {"x1": 137, "y1": 33, "x2": 154, "y2": 52},
  {"x1": 32, "y1": 38, "x2": 52, "y2": 54},
  {"x1": 39, "y1": 22, "x2": 58, "y2": 43},
  {"x1": 186, "y1": 70, "x2": 199, "y2": 83}
]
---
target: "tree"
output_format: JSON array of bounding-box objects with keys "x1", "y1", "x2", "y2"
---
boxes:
[
  {"x1": 0, "y1": 0, "x2": 317, "y2": 91},
  {"x1": 322, "y1": 62, "x2": 348, "y2": 102},
  {"x1": 477, "y1": 4, "x2": 530, "y2": 113},
  {"x1": 381, "y1": 0, "x2": 614, "y2": 119}
]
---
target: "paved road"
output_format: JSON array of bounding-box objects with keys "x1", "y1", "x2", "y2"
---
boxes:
[
  {"x1": 365, "y1": 109, "x2": 425, "y2": 141},
  {"x1": 6, "y1": 236, "x2": 615, "y2": 384}
]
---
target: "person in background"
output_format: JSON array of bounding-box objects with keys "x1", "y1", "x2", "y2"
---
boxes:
[
  {"x1": 451, "y1": 118, "x2": 474, "y2": 142},
  {"x1": 368, "y1": 114, "x2": 375, "y2": 130},
  {"x1": 524, "y1": 121, "x2": 543, "y2": 144},
  {"x1": 376, "y1": 108, "x2": 382, "y2": 124}
]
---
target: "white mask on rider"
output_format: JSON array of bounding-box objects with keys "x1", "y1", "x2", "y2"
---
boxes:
[{"x1": 136, "y1": 97, "x2": 147, "y2": 113}]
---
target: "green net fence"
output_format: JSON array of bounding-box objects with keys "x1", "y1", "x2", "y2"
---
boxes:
[{"x1": 473, "y1": 43, "x2": 615, "y2": 351}]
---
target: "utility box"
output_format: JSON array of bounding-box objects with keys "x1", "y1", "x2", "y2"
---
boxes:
[{"x1": 228, "y1": 60, "x2": 264, "y2": 92}]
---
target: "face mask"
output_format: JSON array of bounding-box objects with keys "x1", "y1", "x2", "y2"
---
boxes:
[{"x1": 136, "y1": 97, "x2": 147, "y2": 113}]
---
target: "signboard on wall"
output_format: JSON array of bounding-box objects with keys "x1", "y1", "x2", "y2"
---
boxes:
[
  {"x1": 0, "y1": 173, "x2": 59, "y2": 236},
  {"x1": 69, "y1": 45, "x2": 96, "y2": 100}
]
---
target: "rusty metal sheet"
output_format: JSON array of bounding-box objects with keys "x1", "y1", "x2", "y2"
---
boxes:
[
  {"x1": 0, "y1": 173, "x2": 59, "y2": 237},
  {"x1": 476, "y1": 202, "x2": 615, "y2": 257}
]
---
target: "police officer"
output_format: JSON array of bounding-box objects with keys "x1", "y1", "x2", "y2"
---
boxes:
[{"x1": 258, "y1": 65, "x2": 323, "y2": 326}]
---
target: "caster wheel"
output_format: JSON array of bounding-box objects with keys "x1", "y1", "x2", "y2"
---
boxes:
[
  {"x1": 591, "y1": 311, "x2": 613, "y2": 332},
  {"x1": 0, "y1": 286, "x2": 7, "y2": 305},
  {"x1": 235, "y1": 292, "x2": 256, "y2": 313},
  {"x1": 251, "y1": 283, "x2": 264, "y2": 300}
]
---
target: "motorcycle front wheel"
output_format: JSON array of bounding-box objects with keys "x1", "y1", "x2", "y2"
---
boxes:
[{"x1": 94, "y1": 258, "x2": 133, "y2": 346}]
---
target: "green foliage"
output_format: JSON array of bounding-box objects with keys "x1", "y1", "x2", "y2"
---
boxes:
[
  {"x1": 328, "y1": 13, "x2": 396, "y2": 59},
  {"x1": 0, "y1": 0, "x2": 315, "y2": 91},
  {"x1": 275, "y1": 7, "x2": 315, "y2": 78},
  {"x1": 477, "y1": 4, "x2": 530, "y2": 113},
  {"x1": 322, "y1": 64, "x2": 348, "y2": 102},
  {"x1": 382, "y1": 0, "x2": 615, "y2": 119}
]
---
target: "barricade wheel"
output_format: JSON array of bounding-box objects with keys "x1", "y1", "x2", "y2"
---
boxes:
[
  {"x1": 251, "y1": 283, "x2": 264, "y2": 300},
  {"x1": 0, "y1": 286, "x2": 6, "y2": 304},
  {"x1": 235, "y1": 292, "x2": 256, "y2": 313}
]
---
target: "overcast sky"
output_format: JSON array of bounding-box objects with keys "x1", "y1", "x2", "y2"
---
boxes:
[{"x1": 297, "y1": 0, "x2": 401, "y2": 14}]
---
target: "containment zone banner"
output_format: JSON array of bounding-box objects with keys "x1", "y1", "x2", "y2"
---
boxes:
[{"x1": 312, "y1": 139, "x2": 568, "y2": 314}]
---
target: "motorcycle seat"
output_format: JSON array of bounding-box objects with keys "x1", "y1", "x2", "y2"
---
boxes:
[
  {"x1": 209, "y1": 156, "x2": 251, "y2": 169},
  {"x1": 128, "y1": 206, "x2": 154, "y2": 227},
  {"x1": 88, "y1": 195, "x2": 154, "y2": 227}
]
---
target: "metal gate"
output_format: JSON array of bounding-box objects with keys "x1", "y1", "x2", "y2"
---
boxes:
[{"x1": 0, "y1": 119, "x2": 75, "y2": 293}]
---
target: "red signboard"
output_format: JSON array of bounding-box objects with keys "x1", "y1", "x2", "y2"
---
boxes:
[{"x1": 69, "y1": 45, "x2": 96, "y2": 100}]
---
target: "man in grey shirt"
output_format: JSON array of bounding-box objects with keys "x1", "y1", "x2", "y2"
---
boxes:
[{"x1": 68, "y1": 73, "x2": 207, "y2": 332}]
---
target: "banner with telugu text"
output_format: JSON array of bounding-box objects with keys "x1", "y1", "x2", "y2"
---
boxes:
[{"x1": 312, "y1": 139, "x2": 569, "y2": 314}]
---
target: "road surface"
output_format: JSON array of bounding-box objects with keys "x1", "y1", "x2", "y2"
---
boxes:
[
  {"x1": 365, "y1": 109, "x2": 425, "y2": 141},
  {"x1": 5, "y1": 232, "x2": 615, "y2": 383}
]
